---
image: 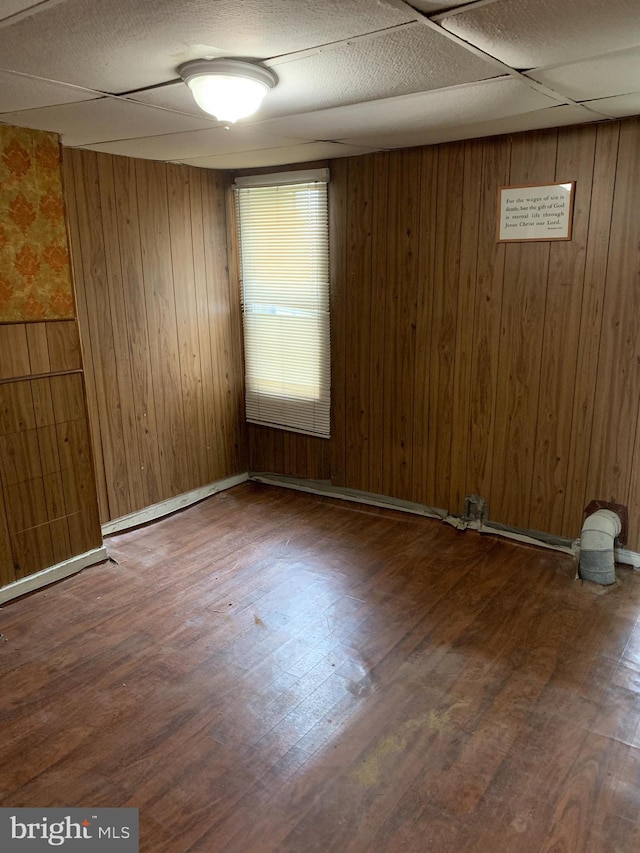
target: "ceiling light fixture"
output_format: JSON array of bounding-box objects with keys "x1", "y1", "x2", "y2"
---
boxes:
[{"x1": 178, "y1": 58, "x2": 277, "y2": 123}]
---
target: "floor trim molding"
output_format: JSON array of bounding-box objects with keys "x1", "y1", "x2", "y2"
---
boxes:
[
  {"x1": 250, "y1": 473, "x2": 581, "y2": 556},
  {"x1": 251, "y1": 473, "x2": 640, "y2": 568},
  {"x1": 249, "y1": 473, "x2": 447, "y2": 520},
  {"x1": 102, "y1": 473, "x2": 250, "y2": 536},
  {"x1": 0, "y1": 546, "x2": 109, "y2": 604}
]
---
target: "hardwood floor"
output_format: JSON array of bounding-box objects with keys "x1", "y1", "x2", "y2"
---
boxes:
[{"x1": 2, "y1": 482, "x2": 640, "y2": 851}]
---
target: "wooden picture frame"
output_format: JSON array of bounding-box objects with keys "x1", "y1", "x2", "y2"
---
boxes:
[{"x1": 496, "y1": 181, "x2": 575, "y2": 242}]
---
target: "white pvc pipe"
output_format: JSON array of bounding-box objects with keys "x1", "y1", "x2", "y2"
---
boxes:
[{"x1": 579, "y1": 509, "x2": 622, "y2": 585}]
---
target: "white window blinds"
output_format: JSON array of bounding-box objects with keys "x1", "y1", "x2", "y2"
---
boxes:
[{"x1": 235, "y1": 170, "x2": 330, "y2": 438}]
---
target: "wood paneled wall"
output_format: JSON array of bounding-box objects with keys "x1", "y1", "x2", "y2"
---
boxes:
[
  {"x1": 63, "y1": 150, "x2": 246, "y2": 524},
  {"x1": 0, "y1": 320, "x2": 101, "y2": 587},
  {"x1": 247, "y1": 424, "x2": 330, "y2": 481},
  {"x1": 250, "y1": 117, "x2": 640, "y2": 550}
]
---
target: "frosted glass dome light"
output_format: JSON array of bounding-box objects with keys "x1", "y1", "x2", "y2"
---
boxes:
[{"x1": 179, "y1": 59, "x2": 276, "y2": 123}]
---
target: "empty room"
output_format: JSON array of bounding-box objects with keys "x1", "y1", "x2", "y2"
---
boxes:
[{"x1": 2, "y1": 0, "x2": 640, "y2": 850}]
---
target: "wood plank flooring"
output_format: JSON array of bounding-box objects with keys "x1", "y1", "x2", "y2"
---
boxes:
[{"x1": 2, "y1": 482, "x2": 640, "y2": 851}]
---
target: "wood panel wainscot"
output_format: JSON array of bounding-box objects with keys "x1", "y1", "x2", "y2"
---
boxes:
[{"x1": 0, "y1": 319, "x2": 102, "y2": 588}]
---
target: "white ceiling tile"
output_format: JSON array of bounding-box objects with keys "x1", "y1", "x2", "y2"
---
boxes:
[
  {"x1": 0, "y1": 0, "x2": 633, "y2": 169},
  {"x1": 79, "y1": 126, "x2": 304, "y2": 161},
  {"x1": 257, "y1": 78, "x2": 560, "y2": 143},
  {"x1": 129, "y1": 24, "x2": 503, "y2": 123},
  {"x1": 410, "y1": 1, "x2": 484, "y2": 11},
  {"x1": 441, "y1": 0, "x2": 640, "y2": 69},
  {"x1": 527, "y1": 47, "x2": 640, "y2": 102},
  {"x1": 581, "y1": 93, "x2": 640, "y2": 118},
  {"x1": 258, "y1": 24, "x2": 502, "y2": 118},
  {"x1": 337, "y1": 105, "x2": 597, "y2": 150},
  {"x1": 175, "y1": 141, "x2": 380, "y2": 169},
  {"x1": 0, "y1": 1, "x2": 45, "y2": 20},
  {"x1": 0, "y1": 0, "x2": 413, "y2": 93},
  {"x1": 0, "y1": 97, "x2": 220, "y2": 145},
  {"x1": 126, "y1": 82, "x2": 208, "y2": 118},
  {"x1": 0, "y1": 70, "x2": 97, "y2": 112}
]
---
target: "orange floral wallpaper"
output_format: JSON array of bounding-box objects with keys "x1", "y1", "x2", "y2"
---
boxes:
[{"x1": 0, "y1": 125, "x2": 74, "y2": 321}]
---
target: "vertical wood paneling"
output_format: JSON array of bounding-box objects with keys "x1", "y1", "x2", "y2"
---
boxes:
[
  {"x1": 31, "y1": 378, "x2": 54, "y2": 428},
  {"x1": 201, "y1": 171, "x2": 230, "y2": 482},
  {"x1": 202, "y1": 171, "x2": 244, "y2": 479},
  {"x1": 0, "y1": 483, "x2": 15, "y2": 586},
  {"x1": 50, "y1": 373, "x2": 84, "y2": 423},
  {"x1": 426, "y1": 142, "x2": 464, "y2": 510},
  {"x1": 68, "y1": 149, "x2": 130, "y2": 519},
  {"x1": 62, "y1": 152, "x2": 110, "y2": 522},
  {"x1": 628, "y1": 427, "x2": 640, "y2": 548},
  {"x1": 586, "y1": 120, "x2": 640, "y2": 536},
  {"x1": 0, "y1": 357, "x2": 101, "y2": 587},
  {"x1": 136, "y1": 159, "x2": 189, "y2": 499},
  {"x1": 6, "y1": 478, "x2": 49, "y2": 533},
  {"x1": 57, "y1": 414, "x2": 101, "y2": 555},
  {"x1": 0, "y1": 325, "x2": 30, "y2": 380},
  {"x1": 528, "y1": 126, "x2": 596, "y2": 533},
  {"x1": 166, "y1": 164, "x2": 209, "y2": 490},
  {"x1": 383, "y1": 149, "x2": 421, "y2": 499},
  {"x1": 0, "y1": 321, "x2": 79, "y2": 379},
  {"x1": 223, "y1": 175, "x2": 247, "y2": 477},
  {"x1": 190, "y1": 168, "x2": 220, "y2": 485},
  {"x1": 248, "y1": 426, "x2": 330, "y2": 480},
  {"x1": 11, "y1": 527, "x2": 54, "y2": 579},
  {"x1": 0, "y1": 430, "x2": 41, "y2": 484},
  {"x1": 490, "y1": 130, "x2": 557, "y2": 527},
  {"x1": 96, "y1": 154, "x2": 146, "y2": 512},
  {"x1": 111, "y1": 154, "x2": 163, "y2": 510},
  {"x1": 466, "y1": 137, "x2": 509, "y2": 502},
  {"x1": 46, "y1": 320, "x2": 81, "y2": 371},
  {"x1": 412, "y1": 147, "x2": 438, "y2": 506},
  {"x1": 329, "y1": 157, "x2": 348, "y2": 487},
  {"x1": 368, "y1": 152, "x2": 391, "y2": 496},
  {"x1": 286, "y1": 431, "x2": 329, "y2": 480},
  {"x1": 344, "y1": 156, "x2": 373, "y2": 491},
  {"x1": 0, "y1": 380, "x2": 35, "y2": 434},
  {"x1": 448, "y1": 141, "x2": 482, "y2": 515},
  {"x1": 64, "y1": 150, "x2": 246, "y2": 524},
  {"x1": 562, "y1": 123, "x2": 619, "y2": 536},
  {"x1": 26, "y1": 323, "x2": 51, "y2": 375}
]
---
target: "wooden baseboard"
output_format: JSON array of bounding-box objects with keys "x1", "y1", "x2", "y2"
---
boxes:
[
  {"x1": 0, "y1": 546, "x2": 108, "y2": 604},
  {"x1": 102, "y1": 473, "x2": 250, "y2": 535},
  {"x1": 250, "y1": 473, "x2": 583, "y2": 558},
  {"x1": 615, "y1": 547, "x2": 640, "y2": 569},
  {"x1": 249, "y1": 473, "x2": 446, "y2": 520}
]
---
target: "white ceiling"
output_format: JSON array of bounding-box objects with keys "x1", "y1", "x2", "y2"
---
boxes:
[{"x1": 0, "y1": 0, "x2": 638, "y2": 170}]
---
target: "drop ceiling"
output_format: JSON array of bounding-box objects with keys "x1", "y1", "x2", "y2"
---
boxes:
[{"x1": 0, "y1": 0, "x2": 638, "y2": 169}]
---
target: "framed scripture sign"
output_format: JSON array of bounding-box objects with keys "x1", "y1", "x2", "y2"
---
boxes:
[{"x1": 497, "y1": 181, "x2": 575, "y2": 242}]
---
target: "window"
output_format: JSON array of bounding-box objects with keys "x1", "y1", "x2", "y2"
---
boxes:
[{"x1": 235, "y1": 169, "x2": 330, "y2": 438}]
